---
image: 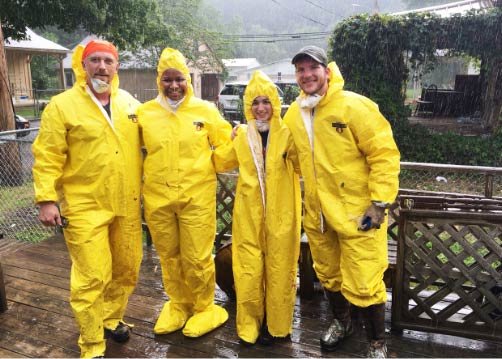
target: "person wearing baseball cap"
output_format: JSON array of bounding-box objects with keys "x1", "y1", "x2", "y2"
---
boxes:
[
  {"x1": 291, "y1": 45, "x2": 328, "y2": 67},
  {"x1": 32, "y1": 39, "x2": 143, "y2": 357},
  {"x1": 284, "y1": 46, "x2": 400, "y2": 358}
]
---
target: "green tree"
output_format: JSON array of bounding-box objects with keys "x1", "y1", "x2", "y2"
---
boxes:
[
  {"x1": 0, "y1": 0, "x2": 229, "y2": 131},
  {"x1": 31, "y1": 55, "x2": 58, "y2": 90},
  {"x1": 39, "y1": 26, "x2": 89, "y2": 49},
  {"x1": 0, "y1": 0, "x2": 169, "y2": 50},
  {"x1": 330, "y1": 9, "x2": 502, "y2": 132},
  {"x1": 0, "y1": 0, "x2": 172, "y2": 136},
  {"x1": 140, "y1": 0, "x2": 229, "y2": 70}
]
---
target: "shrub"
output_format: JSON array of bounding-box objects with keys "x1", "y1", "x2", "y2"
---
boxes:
[{"x1": 391, "y1": 118, "x2": 502, "y2": 166}]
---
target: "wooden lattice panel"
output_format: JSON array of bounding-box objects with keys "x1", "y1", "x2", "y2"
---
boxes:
[
  {"x1": 215, "y1": 173, "x2": 237, "y2": 249},
  {"x1": 393, "y1": 199, "x2": 502, "y2": 341}
]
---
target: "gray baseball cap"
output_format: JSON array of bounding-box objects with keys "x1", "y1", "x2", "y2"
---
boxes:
[{"x1": 291, "y1": 45, "x2": 328, "y2": 67}]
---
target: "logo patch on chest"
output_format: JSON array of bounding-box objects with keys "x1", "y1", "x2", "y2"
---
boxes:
[
  {"x1": 128, "y1": 114, "x2": 138, "y2": 123},
  {"x1": 332, "y1": 122, "x2": 347, "y2": 133},
  {"x1": 193, "y1": 121, "x2": 204, "y2": 131}
]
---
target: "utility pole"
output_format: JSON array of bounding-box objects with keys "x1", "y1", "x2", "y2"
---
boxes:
[
  {"x1": 0, "y1": 21, "x2": 15, "y2": 132},
  {"x1": 373, "y1": 0, "x2": 380, "y2": 13}
]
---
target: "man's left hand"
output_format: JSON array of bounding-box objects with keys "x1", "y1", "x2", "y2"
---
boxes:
[{"x1": 359, "y1": 203, "x2": 386, "y2": 231}]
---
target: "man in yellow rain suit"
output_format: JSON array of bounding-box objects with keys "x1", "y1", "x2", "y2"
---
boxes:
[
  {"x1": 284, "y1": 46, "x2": 400, "y2": 358},
  {"x1": 138, "y1": 48, "x2": 233, "y2": 337},
  {"x1": 32, "y1": 40, "x2": 143, "y2": 358},
  {"x1": 227, "y1": 71, "x2": 301, "y2": 346}
]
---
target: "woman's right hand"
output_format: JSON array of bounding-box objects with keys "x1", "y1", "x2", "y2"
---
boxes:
[{"x1": 231, "y1": 125, "x2": 241, "y2": 140}]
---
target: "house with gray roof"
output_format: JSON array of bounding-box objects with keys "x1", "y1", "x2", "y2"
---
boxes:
[{"x1": 5, "y1": 28, "x2": 69, "y2": 101}]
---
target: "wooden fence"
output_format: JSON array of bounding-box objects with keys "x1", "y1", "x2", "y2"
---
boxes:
[{"x1": 392, "y1": 193, "x2": 501, "y2": 341}]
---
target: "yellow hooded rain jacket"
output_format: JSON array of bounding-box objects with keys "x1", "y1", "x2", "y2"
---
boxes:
[
  {"x1": 32, "y1": 45, "x2": 143, "y2": 358},
  {"x1": 138, "y1": 48, "x2": 232, "y2": 338},
  {"x1": 228, "y1": 70, "x2": 301, "y2": 343},
  {"x1": 284, "y1": 62, "x2": 400, "y2": 307}
]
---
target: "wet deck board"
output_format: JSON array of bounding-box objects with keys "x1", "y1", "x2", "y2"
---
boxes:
[{"x1": 1, "y1": 235, "x2": 501, "y2": 358}]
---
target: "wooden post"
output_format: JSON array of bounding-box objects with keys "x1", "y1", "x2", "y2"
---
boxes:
[
  {"x1": 485, "y1": 173, "x2": 494, "y2": 198},
  {"x1": 0, "y1": 21, "x2": 15, "y2": 132},
  {"x1": 373, "y1": 0, "x2": 380, "y2": 13},
  {"x1": 58, "y1": 54, "x2": 66, "y2": 90},
  {"x1": 480, "y1": 56, "x2": 502, "y2": 133},
  {"x1": 0, "y1": 22, "x2": 23, "y2": 186},
  {"x1": 0, "y1": 263, "x2": 7, "y2": 312}
]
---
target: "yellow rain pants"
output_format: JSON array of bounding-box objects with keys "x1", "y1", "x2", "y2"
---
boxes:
[
  {"x1": 138, "y1": 48, "x2": 232, "y2": 337},
  {"x1": 284, "y1": 61, "x2": 400, "y2": 308},
  {"x1": 228, "y1": 70, "x2": 301, "y2": 343},
  {"x1": 32, "y1": 45, "x2": 143, "y2": 358}
]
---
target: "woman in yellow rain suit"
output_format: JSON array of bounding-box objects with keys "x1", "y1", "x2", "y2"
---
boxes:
[
  {"x1": 32, "y1": 41, "x2": 143, "y2": 358},
  {"x1": 138, "y1": 48, "x2": 233, "y2": 337},
  {"x1": 229, "y1": 71, "x2": 301, "y2": 345}
]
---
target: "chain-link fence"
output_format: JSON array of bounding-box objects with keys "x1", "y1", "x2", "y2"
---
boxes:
[
  {"x1": 0, "y1": 128, "x2": 53, "y2": 242},
  {"x1": 32, "y1": 89, "x2": 65, "y2": 118},
  {"x1": 12, "y1": 89, "x2": 64, "y2": 120},
  {"x1": 399, "y1": 162, "x2": 502, "y2": 198}
]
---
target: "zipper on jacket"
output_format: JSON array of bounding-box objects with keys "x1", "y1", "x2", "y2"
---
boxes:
[{"x1": 309, "y1": 108, "x2": 327, "y2": 234}]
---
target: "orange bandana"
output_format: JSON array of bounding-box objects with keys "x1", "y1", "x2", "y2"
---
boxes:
[{"x1": 82, "y1": 40, "x2": 119, "y2": 61}]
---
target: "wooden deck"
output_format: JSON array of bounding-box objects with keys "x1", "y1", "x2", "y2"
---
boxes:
[{"x1": 1, "y1": 235, "x2": 501, "y2": 358}]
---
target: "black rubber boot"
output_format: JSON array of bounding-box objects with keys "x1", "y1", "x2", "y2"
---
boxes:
[
  {"x1": 320, "y1": 291, "x2": 353, "y2": 351},
  {"x1": 361, "y1": 304, "x2": 387, "y2": 358},
  {"x1": 104, "y1": 322, "x2": 131, "y2": 343},
  {"x1": 257, "y1": 315, "x2": 274, "y2": 346},
  {"x1": 239, "y1": 338, "x2": 254, "y2": 347}
]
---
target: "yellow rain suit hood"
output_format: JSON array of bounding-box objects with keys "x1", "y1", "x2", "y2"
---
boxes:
[
  {"x1": 243, "y1": 71, "x2": 281, "y2": 127},
  {"x1": 296, "y1": 61, "x2": 345, "y2": 99},
  {"x1": 284, "y1": 61, "x2": 400, "y2": 308},
  {"x1": 72, "y1": 44, "x2": 120, "y2": 94},
  {"x1": 228, "y1": 70, "x2": 301, "y2": 343},
  {"x1": 32, "y1": 45, "x2": 143, "y2": 358},
  {"x1": 155, "y1": 47, "x2": 194, "y2": 99},
  {"x1": 138, "y1": 47, "x2": 233, "y2": 338}
]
